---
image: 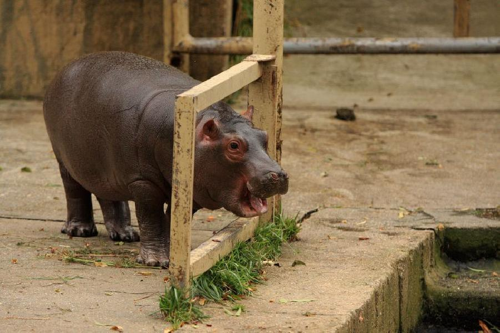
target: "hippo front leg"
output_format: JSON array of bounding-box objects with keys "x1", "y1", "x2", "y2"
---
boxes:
[{"x1": 128, "y1": 181, "x2": 170, "y2": 268}]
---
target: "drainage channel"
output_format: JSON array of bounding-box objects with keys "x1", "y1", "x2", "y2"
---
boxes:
[{"x1": 418, "y1": 222, "x2": 500, "y2": 332}]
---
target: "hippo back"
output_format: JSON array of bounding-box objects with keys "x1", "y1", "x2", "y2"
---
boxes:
[{"x1": 43, "y1": 52, "x2": 198, "y2": 200}]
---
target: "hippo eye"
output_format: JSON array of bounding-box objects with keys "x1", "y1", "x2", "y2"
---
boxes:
[{"x1": 229, "y1": 141, "x2": 239, "y2": 150}]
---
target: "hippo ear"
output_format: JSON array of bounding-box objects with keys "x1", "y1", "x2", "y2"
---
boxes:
[
  {"x1": 201, "y1": 118, "x2": 220, "y2": 142},
  {"x1": 241, "y1": 105, "x2": 254, "y2": 122}
]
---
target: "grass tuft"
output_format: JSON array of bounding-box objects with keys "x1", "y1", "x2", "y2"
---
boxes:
[
  {"x1": 160, "y1": 212, "x2": 301, "y2": 328},
  {"x1": 159, "y1": 286, "x2": 207, "y2": 330},
  {"x1": 193, "y1": 213, "x2": 300, "y2": 302}
]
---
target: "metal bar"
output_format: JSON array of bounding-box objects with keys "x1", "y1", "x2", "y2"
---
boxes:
[
  {"x1": 174, "y1": 37, "x2": 500, "y2": 55},
  {"x1": 190, "y1": 217, "x2": 260, "y2": 277},
  {"x1": 454, "y1": 0, "x2": 471, "y2": 37}
]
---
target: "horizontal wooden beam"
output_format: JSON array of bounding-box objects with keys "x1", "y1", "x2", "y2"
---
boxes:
[
  {"x1": 190, "y1": 216, "x2": 260, "y2": 277},
  {"x1": 177, "y1": 55, "x2": 274, "y2": 113}
]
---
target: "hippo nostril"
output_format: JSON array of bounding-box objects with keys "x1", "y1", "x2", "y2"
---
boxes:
[{"x1": 281, "y1": 171, "x2": 288, "y2": 179}]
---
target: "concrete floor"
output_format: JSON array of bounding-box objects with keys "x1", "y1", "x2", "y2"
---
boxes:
[{"x1": 1, "y1": 0, "x2": 500, "y2": 331}]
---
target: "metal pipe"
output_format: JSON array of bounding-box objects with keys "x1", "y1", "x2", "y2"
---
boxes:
[{"x1": 174, "y1": 37, "x2": 500, "y2": 55}]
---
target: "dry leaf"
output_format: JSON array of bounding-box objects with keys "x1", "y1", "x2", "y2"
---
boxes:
[
  {"x1": 110, "y1": 326, "x2": 123, "y2": 332},
  {"x1": 291, "y1": 260, "x2": 306, "y2": 267},
  {"x1": 164, "y1": 326, "x2": 174, "y2": 333},
  {"x1": 206, "y1": 216, "x2": 215, "y2": 222},
  {"x1": 437, "y1": 223, "x2": 445, "y2": 232},
  {"x1": 198, "y1": 298, "x2": 206, "y2": 306},
  {"x1": 94, "y1": 262, "x2": 108, "y2": 267},
  {"x1": 137, "y1": 271, "x2": 153, "y2": 276},
  {"x1": 212, "y1": 239, "x2": 221, "y2": 243},
  {"x1": 358, "y1": 237, "x2": 370, "y2": 241},
  {"x1": 163, "y1": 276, "x2": 170, "y2": 283},
  {"x1": 359, "y1": 312, "x2": 364, "y2": 322},
  {"x1": 478, "y1": 320, "x2": 492, "y2": 333},
  {"x1": 492, "y1": 272, "x2": 498, "y2": 277},
  {"x1": 11, "y1": 259, "x2": 18, "y2": 264}
]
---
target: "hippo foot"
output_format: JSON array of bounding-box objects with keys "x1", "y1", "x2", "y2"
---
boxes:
[
  {"x1": 106, "y1": 225, "x2": 140, "y2": 242},
  {"x1": 136, "y1": 245, "x2": 169, "y2": 268},
  {"x1": 61, "y1": 221, "x2": 98, "y2": 237}
]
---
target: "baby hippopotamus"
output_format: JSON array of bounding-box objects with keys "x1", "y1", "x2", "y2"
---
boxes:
[{"x1": 43, "y1": 52, "x2": 288, "y2": 267}]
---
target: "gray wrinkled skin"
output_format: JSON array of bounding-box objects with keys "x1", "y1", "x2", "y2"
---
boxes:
[{"x1": 43, "y1": 52, "x2": 288, "y2": 267}]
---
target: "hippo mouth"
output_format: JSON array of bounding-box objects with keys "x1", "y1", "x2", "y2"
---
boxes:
[{"x1": 239, "y1": 182, "x2": 268, "y2": 217}]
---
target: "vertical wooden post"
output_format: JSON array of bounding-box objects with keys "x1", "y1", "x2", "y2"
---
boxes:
[
  {"x1": 248, "y1": 0, "x2": 284, "y2": 222},
  {"x1": 169, "y1": 97, "x2": 196, "y2": 289},
  {"x1": 189, "y1": 0, "x2": 233, "y2": 81},
  {"x1": 172, "y1": 0, "x2": 191, "y2": 72},
  {"x1": 163, "y1": 0, "x2": 173, "y2": 64},
  {"x1": 453, "y1": 0, "x2": 470, "y2": 37}
]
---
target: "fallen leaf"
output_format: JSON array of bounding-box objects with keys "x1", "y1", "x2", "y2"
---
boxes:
[
  {"x1": 114, "y1": 241, "x2": 124, "y2": 246},
  {"x1": 212, "y1": 239, "x2": 221, "y2": 243},
  {"x1": 164, "y1": 325, "x2": 174, "y2": 333},
  {"x1": 224, "y1": 308, "x2": 242, "y2": 317},
  {"x1": 110, "y1": 326, "x2": 123, "y2": 332},
  {"x1": 468, "y1": 267, "x2": 485, "y2": 273},
  {"x1": 21, "y1": 167, "x2": 32, "y2": 173},
  {"x1": 163, "y1": 277, "x2": 170, "y2": 283},
  {"x1": 291, "y1": 260, "x2": 306, "y2": 267},
  {"x1": 320, "y1": 172, "x2": 328, "y2": 178},
  {"x1": 94, "y1": 262, "x2": 108, "y2": 267},
  {"x1": 39, "y1": 228, "x2": 44, "y2": 231},
  {"x1": 492, "y1": 272, "x2": 498, "y2": 277},
  {"x1": 105, "y1": 292, "x2": 113, "y2": 296},
  {"x1": 359, "y1": 312, "x2": 364, "y2": 322},
  {"x1": 327, "y1": 235, "x2": 336, "y2": 240},
  {"x1": 262, "y1": 260, "x2": 281, "y2": 267},
  {"x1": 358, "y1": 237, "x2": 370, "y2": 241},
  {"x1": 478, "y1": 320, "x2": 492, "y2": 333},
  {"x1": 198, "y1": 298, "x2": 206, "y2": 306},
  {"x1": 137, "y1": 271, "x2": 153, "y2": 276},
  {"x1": 11, "y1": 259, "x2": 18, "y2": 264},
  {"x1": 303, "y1": 311, "x2": 316, "y2": 317},
  {"x1": 279, "y1": 299, "x2": 315, "y2": 303},
  {"x1": 466, "y1": 278, "x2": 478, "y2": 284},
  {"x1": 206, "y1": 216, "x2": 215, "y2": 222},
  {"x1": 437, "y1": 224, "x2": 445, "y2": 232}
]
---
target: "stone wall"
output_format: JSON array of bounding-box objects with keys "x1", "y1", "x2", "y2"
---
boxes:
[{"x1": 0, "y1": 0, "x2": 164, "y2": 99}]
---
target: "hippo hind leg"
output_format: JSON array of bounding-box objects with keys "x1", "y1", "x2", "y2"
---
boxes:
[
  {"x1": 59, "y1": 163, "x2": 98, "y2": 237},
  {"x1": 97, "y1": 199, "x2": 140, "y2": 242}
]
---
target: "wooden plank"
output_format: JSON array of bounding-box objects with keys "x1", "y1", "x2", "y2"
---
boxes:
[
  {"x1": 169, "y1": 96, "x2": 196, "y2": 288},
  {"x1": 163, "y1": 0, "x2": 173, "y2": 64},
  {"x1": 189, "y1": 0, "x2": 233, "y2": 81},
  {"x1": 454, "y1": 0, "x2": 471, "y2": 37},
  {"x1": 190, "y1": 217, "x2": 260, "y2": 277},
  {"x1": 178, "y1": 60, "x2": 262, "y2": 112},
  {"x1": 173, "y1": 0, "x2": 191, "y2": 72},
  {"x1": 248, "y1": 65, "x2": 279, "y2": 223},
  {"x1": 249, "y1": 0, "x2": 284, "y2": 219}
]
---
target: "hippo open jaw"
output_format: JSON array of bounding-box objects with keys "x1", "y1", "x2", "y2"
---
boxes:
[{"x1": 240, "y1": 183, "x2": 268, "y2": 217}]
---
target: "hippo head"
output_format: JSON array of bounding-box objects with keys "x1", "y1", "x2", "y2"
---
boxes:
[{"x1": 193, "y1": 103, "x2": 288, "y2": 217}]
